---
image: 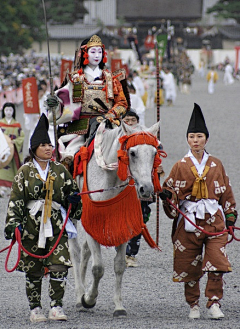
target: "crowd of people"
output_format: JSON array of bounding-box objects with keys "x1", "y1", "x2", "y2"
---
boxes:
[
  {"x1": 0, "y1": 52, "x2": 61, "y2": 93},
  {"x1": 0, "y1": 35, "x2": 238, "y2": 324}
]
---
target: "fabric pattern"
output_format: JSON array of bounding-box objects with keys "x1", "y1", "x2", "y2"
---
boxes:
[
  {"x1": 162, "y1": 153, "x2": 237, "y2": 283},
  {"x1": 5, "y1": 160, "x2": 82, "y2": 269}
]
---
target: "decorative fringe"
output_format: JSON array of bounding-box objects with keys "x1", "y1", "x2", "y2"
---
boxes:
[
  {"x1": 75, "y1": 143, "x2": 160, "y2": 249},
  {"x1": 81, "y1": 178, "x2": 144, "y2": 247}
]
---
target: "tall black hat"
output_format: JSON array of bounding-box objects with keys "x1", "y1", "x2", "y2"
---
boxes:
[
  {"x1": 187, "y1": 103, "x2": 209, "y2": 139},
  {"x1": 30, "y1": 113, "x2": 51, "y2": 149}
]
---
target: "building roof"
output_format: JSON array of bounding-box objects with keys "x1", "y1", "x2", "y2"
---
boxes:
[
  {"x1": 117, "y1": 0, "x2": 203, "y2": 21},
  {"x1": 218, "y1": 25, "x2": 240, "y2": 40},
  {"x1": 48, "y1": 24, "x2": 101, "y2": 40}
]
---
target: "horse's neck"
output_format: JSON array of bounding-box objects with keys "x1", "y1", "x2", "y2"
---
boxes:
[
  {"x1": 85, "y1": 127, "x2": 123, "y2": 199},
  {"x1": 101, "y1": 127, "x2": 122, "y2": 164}
]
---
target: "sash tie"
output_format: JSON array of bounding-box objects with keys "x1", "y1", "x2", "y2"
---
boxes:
[
  {"x1": 36, "y1": 174, "x2": 55, "y2": 224},
  {"x1": 191, "y1": 165, "x2": 210, "y2": 199}
]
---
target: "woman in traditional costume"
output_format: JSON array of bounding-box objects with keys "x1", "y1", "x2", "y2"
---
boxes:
[
  {"x1": 47, "y1": 34, "x2": 129, "y2": 164},
  {"x1": 4, "y1": 114, "x2": 82, "y2": 323},
  {"x1": 159, "y1": 103, "x2": 237, "y2": 320},
  {"x1": 0, "y1": 102, "x2": 24, "y2": 197}
]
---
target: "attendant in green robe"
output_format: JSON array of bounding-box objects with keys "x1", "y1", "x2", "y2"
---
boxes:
[
  {"x1": 0, "y1": 102, "x2": 24, "y2": 197},
  {"x1": 5, "y1": 114, "x2": 82, "y2": 323}
]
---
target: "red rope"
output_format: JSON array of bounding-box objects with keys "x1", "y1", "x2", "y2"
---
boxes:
[
  {"x1": 165, "y1": 197, "x2": 240, "y2": 243},
  {"x1": 1, "y1": 185, "x2": 131, "y2": 273},
  {"x1": 3, "y1": 204, "x2": 72, "y2": 273}
]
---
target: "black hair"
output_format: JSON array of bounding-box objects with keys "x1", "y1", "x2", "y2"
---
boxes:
[
  {"x1": 2, "y1": 102, "x2": 16, "y2": 119},
  {"x1": 122, "y1": 109, "x2": 139, "y2": 122},
  {"x1": 24, "y1": 147, "x2": 38, "y2": 163},
  {"x1": 39, "y1": 79, "x2": 47, "y2": 86}
]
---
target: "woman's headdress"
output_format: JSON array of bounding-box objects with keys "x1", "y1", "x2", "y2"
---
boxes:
[
  {"x1": 30, "y1": 113, "x2": 51, "y2": 149},
  {"x1": 187, "y1": 103, "x2": 209, "y2": 139},
  {"x1": 77, "y1": 35, "x2": 107, "y2": 67}
]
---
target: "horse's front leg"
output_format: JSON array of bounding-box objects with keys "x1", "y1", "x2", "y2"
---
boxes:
[
  {"x1": 81, "y1": 234, "x2": 104, "y2": 308},
  {"x1": 113, "y1": 242, "x2": 127, "y2": 317},
  {"x1": 68, "y1": 238, "x2": 86, "y2": 308}
]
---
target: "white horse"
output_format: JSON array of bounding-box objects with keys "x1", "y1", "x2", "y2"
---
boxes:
[{"x1": 69, "y1": 120, "x2": 160, "y2": 317}]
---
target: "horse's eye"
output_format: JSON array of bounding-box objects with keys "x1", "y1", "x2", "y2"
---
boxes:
[{"x1": 130, "y1": 150, "x2": 135, "y2": 157}]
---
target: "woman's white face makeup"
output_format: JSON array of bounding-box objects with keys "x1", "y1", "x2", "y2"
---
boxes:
[
  {"x1": 88, "y1": 46, "x2": 102, "y2": 69},
  {"x1": 4, "y1": 107, "x2": 14, "y2": 120}
]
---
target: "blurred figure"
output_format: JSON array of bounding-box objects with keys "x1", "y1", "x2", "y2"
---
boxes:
[
  {"x1": 128, "y1": 84, "x2": 146, "y2": 126},
  {"x1": 132, "y1": 70, "x2": 145, "y2": 98},
  {"x1": 161, "y1": 66, "x2": 177, "y2": 106},
  {"x1": 0, "y1": 102, "x2": 24, "y2": 197},
  {"x1": 223, "y1": 60, "x2": 234, "y2": 85},
  {"x1": 207, "y1": 66, "x2": 218, "y2": 94}
]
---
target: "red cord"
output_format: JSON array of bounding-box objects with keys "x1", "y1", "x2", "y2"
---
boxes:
[
  {"x1": 4, "y1": 204, "x2": 72, "y2": 273},
  {"x1": 166, "y1": 197, "x2": 239, "y2": 243}
]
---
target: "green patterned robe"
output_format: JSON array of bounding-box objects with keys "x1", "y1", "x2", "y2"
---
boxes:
[{"x1": 5, "y1": 160, "x2": 82, "y2": 274}]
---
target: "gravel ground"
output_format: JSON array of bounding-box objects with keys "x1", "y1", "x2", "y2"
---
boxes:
[{"x1": 0, "y1": 70, "x2": 240, "y2": 329}]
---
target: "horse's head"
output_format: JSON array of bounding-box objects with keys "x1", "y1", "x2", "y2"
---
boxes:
[{"x1": 119, "y1": 121, "x2": 161, "y2": 199}]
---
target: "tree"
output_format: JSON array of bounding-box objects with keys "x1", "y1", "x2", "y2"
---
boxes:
[
  {"x1": 0, "y1": 0, "x2": 45, "y2": 55},
  {"x1": 0, "y1": 0, "x2": 103, "y2": 55},
  {"x1": 207, "y1": 0, "x2": 240, "y2": 24},
  {"x1": 45, "y1": 0, "x2": 88, "y2": 24}
]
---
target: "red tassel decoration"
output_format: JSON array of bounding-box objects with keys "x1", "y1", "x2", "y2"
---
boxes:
[
  {"x1": 83, "y1": 51, "x2": 89, "y2": 65},
  {"x1": 103, "y1": 50, "x2": 107, "y2": 63},
  {"x1": 117, "y1": 149, "x2": 129, "y2": 181}
]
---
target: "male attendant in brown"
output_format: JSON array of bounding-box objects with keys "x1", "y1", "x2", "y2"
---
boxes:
[{"x1": 159, "y1": 103, "x2": 237, "y2": 320}]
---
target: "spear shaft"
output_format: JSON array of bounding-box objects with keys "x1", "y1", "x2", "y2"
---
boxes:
[{"x1": 41, "y1": 0, "x2": 59, "y2": 161}]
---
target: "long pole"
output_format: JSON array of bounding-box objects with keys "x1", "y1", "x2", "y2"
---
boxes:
[
  {"x1": 155, "y1": 43, "x2": 160, "y2": 246},
  {"x1": 41, "y1": 0, "x2": 59, "y2": 161}
]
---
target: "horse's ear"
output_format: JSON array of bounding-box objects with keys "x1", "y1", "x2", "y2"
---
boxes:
[
  {"x1": 121, "y1": 120, "x2": 133, "y2": 135},
  {"x1": 146, "y1": 121, "x2": 160, "y2": 136}
]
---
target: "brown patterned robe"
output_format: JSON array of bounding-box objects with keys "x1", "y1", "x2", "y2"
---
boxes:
[{"x1": 162, "y1": 152, "x2": 237, "y2": 283}]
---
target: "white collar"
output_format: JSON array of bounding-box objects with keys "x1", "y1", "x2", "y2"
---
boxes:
[
  {"x1": 33, "y1": 158, "x2": 50, "y2": 181},
  {"x1": 6, "y1": 118, "x2": 12, "y2": 124},
  {"x1": 84, "y1": 66, "x2": 102, "y2": 81},
  {"x1": 188, "y1": 150, "x2": 209, "y2": 176}
]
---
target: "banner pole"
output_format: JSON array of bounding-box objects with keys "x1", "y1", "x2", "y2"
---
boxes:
[{"x1": 155, "y1": 42, "x2": 160, "y2": 246}]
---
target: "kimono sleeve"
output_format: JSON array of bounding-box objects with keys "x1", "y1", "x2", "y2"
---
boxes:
[
  {"x1": 218, "y1": 163, "x2": 238, "y2": 223},
  {"x1": 63, "y1": 168, "x2": 82, "y2": 220},
  {"x1": 111, "y1": 78, "x2": 128, "y2": 118},
  {"x1": 161, "y1": 163, "x2": 179, "y2": 220},
  {"x1": 5, "y1": 168, "x2": 27, "y2": 240}
]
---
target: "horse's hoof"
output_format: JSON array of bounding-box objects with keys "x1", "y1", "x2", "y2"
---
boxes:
[
  {"x1": 113, "y1": 309, "x2": 127, "y2": 318},
  {"x1": 81, "y1": 294, "x2": 96, "y2": 309}
]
